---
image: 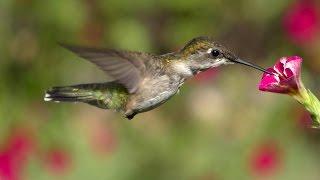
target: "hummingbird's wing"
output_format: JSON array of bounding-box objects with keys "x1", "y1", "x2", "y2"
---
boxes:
[{"x1": 60, "y1": 44, "x2": 151, "y2": 93}]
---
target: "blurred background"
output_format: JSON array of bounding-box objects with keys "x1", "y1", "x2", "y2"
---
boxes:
[{"x1": 1, "y1": 0, "x2": 320, "y2": 179}]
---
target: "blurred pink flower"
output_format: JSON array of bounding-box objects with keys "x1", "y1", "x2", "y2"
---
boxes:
[
  {"x1": 81, "y1": 20, "x2": 104, "y2": 45},
  {"x1": 249, "y1": 141, "x2": 282, "y2": 176},
  {"x1": 259, "y1": 56, "x2": 303, "y2": 94},
  {"x1": 298, "y1": 110, "x2": 313, "y2": 129},
  {"x1": 6, "y1": 132, "x2": 35, "y2": 162},
  {"x1": 192, "y1": 68, "x2": 219, "y2": 84},
  {"x1": 295, "y1": 107, "x2": 320, "y2": 131},
  {"x1": 44, "y1": 148, "x2": 72, "y2": 175},
  {"x1": 90, "y1": 126, "x2": 117, "y2": 155},
  {"x1": 0, "y1": 129, "x2": 36, "y2": 180},
  {"x1": 0, "y1": 151, "x2": 19, "y2": 180},
  {"x1": 283, "y1": 0, "x2": 320, "y2": 44}
]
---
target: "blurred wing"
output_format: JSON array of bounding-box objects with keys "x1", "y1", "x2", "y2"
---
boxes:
[{"x1": 61, "y1": 44, "x2": 149, "y2": 93}]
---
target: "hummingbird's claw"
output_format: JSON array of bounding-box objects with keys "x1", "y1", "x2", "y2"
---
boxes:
[{"x1": 125, "y1": 111, "x2": 136, "y2": 120}]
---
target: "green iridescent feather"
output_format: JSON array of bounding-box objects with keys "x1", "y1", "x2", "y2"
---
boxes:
[{"x1": 46, "y1": 82, "x2": 129, "y2": 111}]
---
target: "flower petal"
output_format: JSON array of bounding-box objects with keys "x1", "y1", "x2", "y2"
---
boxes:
[
  {"x1": 259, "y1": 68, "x2": 284, "y2": 93},
  {"x1": 274, "y1": 59, "x2": 285, "y2": 76},
  {"x1": 284, "y1": 56, "x2": 302, "y2": 77},
  {"x1": 284, "y1": 68, "x2": 293, "y2": 77}
]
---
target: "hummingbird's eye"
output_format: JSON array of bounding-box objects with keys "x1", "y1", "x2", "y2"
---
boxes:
[{"x1": 211, "y1": 49, "x2": 220, "y2": 57}]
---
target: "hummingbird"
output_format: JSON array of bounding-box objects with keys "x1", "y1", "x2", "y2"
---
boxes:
[{"x1": 44, "y1": 36, "x2": 269, "y2": 120}]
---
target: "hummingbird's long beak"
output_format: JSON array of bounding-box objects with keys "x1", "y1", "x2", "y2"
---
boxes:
[{"x1": 232, "y1": 58, "x2": 272, "y2": 74}]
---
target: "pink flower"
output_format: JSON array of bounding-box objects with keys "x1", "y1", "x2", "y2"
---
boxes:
[
  {"x1": 0, "y1": 129, "x2": 36, "y2": 180},
  {"x1": 259, "y1": 56, "x2": 320, "y2": 127},
  {"x1": 249, "y1": 141, "x2": 282, "y2": 176},
  {"x1": 44, "y1": 148, "x2": 72, "y2": 175},
  {"x1": 89, "y1": 126, "x2": 117, "y2": 155},
  {"x1": 0, "y1": 151, "x2": 19, "y2": 180},
  {"x1": 258, "y1": 56, "x2": 303, "y2": 94},
  {"x1": 194, "y1": 68, "x2": 219, "y2": 83},
  {"x1": 297, "y1": 110, "x2": 313, "y2": 129},
  {"x1": 283, "y1": 0, "x2": 320, "y2": 44}
]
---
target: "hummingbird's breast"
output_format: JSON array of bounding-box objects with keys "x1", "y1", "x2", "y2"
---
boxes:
[{"x1": 125, "y1": 73, "x2": 184, "y2": 115}]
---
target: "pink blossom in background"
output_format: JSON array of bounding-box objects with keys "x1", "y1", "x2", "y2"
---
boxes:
[
  {"x1": 81, "y1": 20, "x2": 104, "y2": 45},
  {"x1": 298, "y1": 110, "x2": 313, "y2": 129},
  {"x1": 0, "y1": 151, "x2": 19, "y2": 180},
  {"x1": 6, "y1": 131, "x2": 35, "y2": 163},
  {"x1": 283, "y1": 0, "x2": 320, "y2": 44},
  {"x1": 259, "y1": 56, "x2": 303, "y2": 94},
  {"x1": 0, "y1": 129, "x2": 36, "y2": 180},
  {"x1": 249, "y1": 141, "x2": 282, "y2": 176},
  {"x1": 44, "y1": 148, "x2": 72, "y2": 175},
  {"x1": 193, "y1": 68, "x2": 219, "y2": 83},
  {"x1": 90, "y1": 126, "x2": 117, "y2": 155}
]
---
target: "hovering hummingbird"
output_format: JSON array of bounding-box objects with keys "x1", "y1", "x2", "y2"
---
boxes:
[{"x1": 44, "y1": 36, "x2": 269, "y2": 119}]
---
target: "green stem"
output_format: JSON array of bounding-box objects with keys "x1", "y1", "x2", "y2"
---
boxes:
[{"x1": 292, "y1": 88, "x2": 320, "y2": 128}]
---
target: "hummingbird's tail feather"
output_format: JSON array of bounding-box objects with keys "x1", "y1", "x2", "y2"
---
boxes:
[
  {"x1": 44, "y1": 86, "x2": 92, "y2": 102},
  {"x1": 44, "y1": 82, "x2": 129, "y2": 110}
]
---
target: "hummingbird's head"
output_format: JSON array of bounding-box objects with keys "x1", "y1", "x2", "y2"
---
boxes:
[{"x1": 180, "y1": 36, "x2": 268, "y2": 74}]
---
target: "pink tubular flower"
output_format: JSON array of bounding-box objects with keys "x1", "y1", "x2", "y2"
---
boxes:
[
  {"x1": 258, "y1": 56, "x2": 303, "y2": 94},
  {"x1": 259, "y1": 56, "x2": 320, "y2": 127}
]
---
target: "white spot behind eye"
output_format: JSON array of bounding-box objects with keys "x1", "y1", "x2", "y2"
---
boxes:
[{"x1": 207, "y1": 48, "x2": 213, "y2": 54}]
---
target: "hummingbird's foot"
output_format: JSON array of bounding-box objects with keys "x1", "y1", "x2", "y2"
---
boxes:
[
  {"x1": 125, "y1": 111, "x2": 137, "y2": 120},
  {"x1": 126, "y1": 113, "x2": 136, "y2": 120}
]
